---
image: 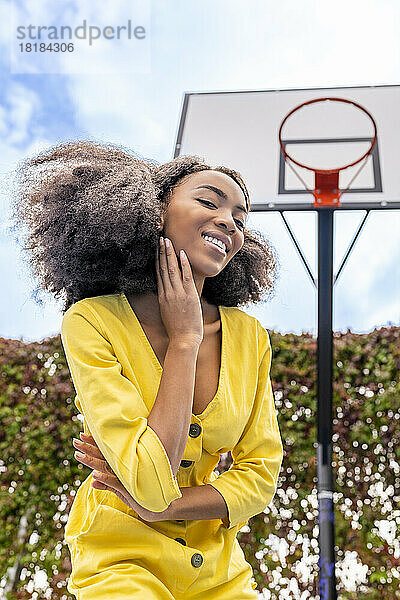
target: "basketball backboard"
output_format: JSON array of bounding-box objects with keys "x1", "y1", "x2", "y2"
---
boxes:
[{"x1": 174, "y1": 84, "x2": 400, "y2": 210}]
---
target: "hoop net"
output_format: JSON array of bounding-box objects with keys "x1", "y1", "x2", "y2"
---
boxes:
[{"x1": 278, "y1": 97, "x2": 378, "y2": 207}]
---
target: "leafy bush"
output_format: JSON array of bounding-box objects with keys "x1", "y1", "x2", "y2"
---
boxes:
[{"x1": 0, "y1": 326, "x2": 398, "y2": 599}]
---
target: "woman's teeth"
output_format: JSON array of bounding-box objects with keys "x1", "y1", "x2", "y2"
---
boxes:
[{"x1": 202, "y1": 234, "x2": 226, "y2": 254}]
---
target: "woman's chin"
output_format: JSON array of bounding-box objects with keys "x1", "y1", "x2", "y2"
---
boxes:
[
  {"x1": 193, "y1": 264, "x2": 224, "y2": 278},
  {"x1": 186, "y1": 250, "x2": 227, "y2": 278}
]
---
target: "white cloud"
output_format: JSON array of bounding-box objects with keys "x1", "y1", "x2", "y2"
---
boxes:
[
  {"x1": 0, "y1": 80, "x2": 48, "y2": 225},
  {"x1": 1, "y1": 83, "x2": 42, "y2": 144},
  {"x1": 0, "y1": 0, "x2": 12, "y2": 45}
]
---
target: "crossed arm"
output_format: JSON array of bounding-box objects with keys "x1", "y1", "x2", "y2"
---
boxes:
[{"x1": 73, "y1": 432, "x2": 228, "y2": 522}]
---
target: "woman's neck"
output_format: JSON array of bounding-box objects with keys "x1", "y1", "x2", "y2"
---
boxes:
[{"x1": 125, "y1": 291, "x2": 219, "y2": 327}]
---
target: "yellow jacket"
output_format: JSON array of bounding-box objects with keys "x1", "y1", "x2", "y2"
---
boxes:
[{"x1": 61, "y1": 293, "x2": 283, "y2": 598}]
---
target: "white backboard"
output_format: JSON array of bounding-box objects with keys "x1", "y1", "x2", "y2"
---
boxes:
[{"x1": 174, "y1": 85, "x2": 400, "y2": 209}]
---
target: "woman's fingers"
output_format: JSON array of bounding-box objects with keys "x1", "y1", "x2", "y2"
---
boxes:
[
  {"x1": 179, "y1": 249, "x2": 196, "y2": 293},
  {"x1": 74, "y1": 434, "x2": 142, "y2": 510},
  {"x1": 74, "y1": 450, "x2": 109, "y2": 473},
  {"x1": 155, "y1": 238, "x2": 164, "y2": 296},
  {"x1": 158, "y1": 235, "x2": 172, "y2": 295},
  {"x1": 73, "y1": 439, "x2": 114, "y2": 475},
  {"x1": 79, "y1": 432, "x2": 99, "y2": 447},
  {"x1": 92, "y1": 470, "x2": 128, "y2": 500},
  {"x1": 92, "y1": 470, "x2": 119, "y2": 492},
  {"x1": 73, "y1": 438, "x2": 102, "y2": 459},
  {"x1": 91, "y1": 479, "x2": 109, "y2": 490},
  {"x1": 160, "y1": 237, "x2": 183, "y2": 293}
]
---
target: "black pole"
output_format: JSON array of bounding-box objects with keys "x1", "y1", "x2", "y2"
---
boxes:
[{"x1": 317, "y1": 208, "x2": 337, "y2": 599}]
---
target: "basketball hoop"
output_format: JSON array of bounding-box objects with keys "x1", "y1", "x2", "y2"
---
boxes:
[{"x1": 278, "y1": 97, "x2": 378, "y2": 207}]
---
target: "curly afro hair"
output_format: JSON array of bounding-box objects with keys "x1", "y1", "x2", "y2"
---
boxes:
[{"x1": 9, "y1": 139, "x2": 279, "y2": 314}]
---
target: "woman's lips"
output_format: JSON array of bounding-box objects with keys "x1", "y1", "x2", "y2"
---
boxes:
[{"x1": 202, "y1": 236, "x2": 226, "y2": 256}]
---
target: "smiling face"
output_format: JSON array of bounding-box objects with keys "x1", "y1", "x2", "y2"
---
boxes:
[{"x1": 160, "y1": 170, "x2": 248, "y2": 293}]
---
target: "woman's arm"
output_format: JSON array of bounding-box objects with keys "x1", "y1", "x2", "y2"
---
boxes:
[
  {"x1": 164, "y1": 484, "x2": 228, "y2": 521},
  {"x1": 73, "y1": 433, "x2": 228, "y2": 521},
  {"x1": 147, "y1": 339, "x2": 200, "y2": 478},
  {"x1": 62, "y1": 303, "x2": 187, "y2": 513}
]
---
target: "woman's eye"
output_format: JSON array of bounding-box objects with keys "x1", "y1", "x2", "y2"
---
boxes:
[
  {"x1": 197, "y1": 198, "x2": 244, "y2": 229},
  {"x1": 197, "y1": 198, "x2": 216, "y2": 208}
]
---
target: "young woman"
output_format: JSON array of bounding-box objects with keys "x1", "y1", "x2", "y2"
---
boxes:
[{"x1": 11, "y1": 140, "x2": 284, "y2": 599}]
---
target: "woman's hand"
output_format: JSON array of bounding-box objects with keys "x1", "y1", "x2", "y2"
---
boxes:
[
  {"x1": 73, "y1": 432, "x2": 174, "y2": 522},
  {"x1": 155, "y1": 236, "x2": 204, "y2": 347}
]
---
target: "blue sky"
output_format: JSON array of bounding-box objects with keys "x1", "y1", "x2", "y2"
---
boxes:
[{"x1": 0, "y1": 0, "x2": 399, "y2": 342}]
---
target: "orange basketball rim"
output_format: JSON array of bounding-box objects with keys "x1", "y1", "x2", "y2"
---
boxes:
[{"x1": 278, "y1": 97, "x2": 378, "y2": 207}]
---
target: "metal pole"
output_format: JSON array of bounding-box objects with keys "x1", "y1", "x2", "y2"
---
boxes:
[{"x1": 317, "y1": 208, "x2": 337, "y2": 599}]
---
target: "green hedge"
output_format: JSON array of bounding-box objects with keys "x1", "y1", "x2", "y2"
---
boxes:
[{"x1": 0, "y1": 325, "x2": 398, "y2": 599}]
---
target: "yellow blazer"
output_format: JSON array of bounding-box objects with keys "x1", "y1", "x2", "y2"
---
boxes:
[{"x1": 60, "y1": 292, "x2": 283, "y2": 599}]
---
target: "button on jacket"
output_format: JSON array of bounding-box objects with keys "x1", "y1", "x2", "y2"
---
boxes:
[{"x1": 60, "y1": 293, "x2": 284, "y2": 599}]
